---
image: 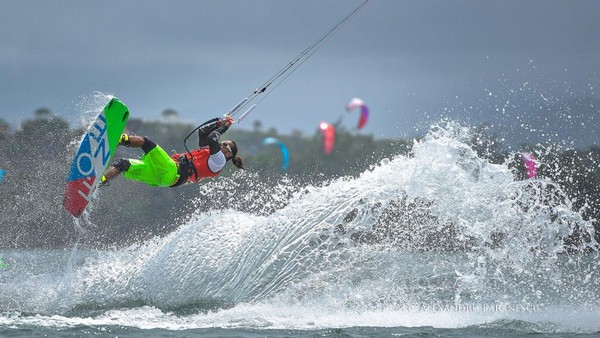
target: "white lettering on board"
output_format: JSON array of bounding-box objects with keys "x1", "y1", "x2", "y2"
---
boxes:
[{"x1": 74, "y1": 113, "x2": 110, "y2": 201}]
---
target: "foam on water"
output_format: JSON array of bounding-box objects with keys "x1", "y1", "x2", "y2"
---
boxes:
[{"x1": 1, "y1": 119, "x2": 598, "y2": 333}]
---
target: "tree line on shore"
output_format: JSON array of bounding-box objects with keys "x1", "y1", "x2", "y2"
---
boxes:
[{"x1": 0, "y1": 109, "x2": 597, "y2": 249}]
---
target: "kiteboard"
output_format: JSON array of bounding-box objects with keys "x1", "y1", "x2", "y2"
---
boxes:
[{"x1": 63, "y1": 98, "x2": 129, "y2": 217}]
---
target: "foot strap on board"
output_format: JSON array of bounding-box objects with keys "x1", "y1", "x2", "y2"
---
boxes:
[{"x1": 119, "y1": 134, "x2": 131, "y2": 147}]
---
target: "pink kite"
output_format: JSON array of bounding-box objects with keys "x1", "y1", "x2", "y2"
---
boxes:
[
  {"x1": 521, "y1": 152, "x2": 538, "y2": 179},
  {"x1": 345, "y1": 98, "x2": 369, "y2": 129},
  {"x1": 319, "y1": 122, "x2": 335, "y2": 155}
]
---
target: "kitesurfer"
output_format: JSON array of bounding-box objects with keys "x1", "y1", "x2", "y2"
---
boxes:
[{"x1": 101, "y1": 115, "x2": 244, "y2": 187}]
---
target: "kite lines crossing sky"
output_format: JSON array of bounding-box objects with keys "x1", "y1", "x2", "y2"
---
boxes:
[
  {"x1": 182, "y1": 1, "x2": 369, "y2": 153},
  {"x1": 226, "y1": 0, "x2": 370, "y2": 121}
]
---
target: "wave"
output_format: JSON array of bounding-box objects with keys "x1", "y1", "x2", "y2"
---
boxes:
[{"x1": 1, "y1": 121, "x2": 598, "y2": 332}]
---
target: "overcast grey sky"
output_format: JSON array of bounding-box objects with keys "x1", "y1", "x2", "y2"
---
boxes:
[{"x1": 1, "y1": 0, "x2": 599, "y2": 146}]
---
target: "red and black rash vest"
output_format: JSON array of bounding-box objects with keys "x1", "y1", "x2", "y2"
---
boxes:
[
  {"x1": 170, "y1": 119, "x2": 229, "y2": 187},
  {"x1": 171, "y1": 148, "x2": 220, "y2": 184}
]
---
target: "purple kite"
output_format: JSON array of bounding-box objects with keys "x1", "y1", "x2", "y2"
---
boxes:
[{"x1": 345, "y1": 97, "x2": 369, "y2": 129}]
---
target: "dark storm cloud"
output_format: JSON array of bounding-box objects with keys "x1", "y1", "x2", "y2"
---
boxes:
[{"x1": 1, "y1": 0, "x2": 598, "y2": 146}]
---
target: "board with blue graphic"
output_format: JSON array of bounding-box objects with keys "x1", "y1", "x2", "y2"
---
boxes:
[{"x1": 63, "y1": 98, "x2": 129, "y2": 217}]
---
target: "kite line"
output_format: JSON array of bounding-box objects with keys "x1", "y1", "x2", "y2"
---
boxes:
[
  {"x1": 184, "y1": 0, "x2": 370, "y2": 150},
  {"x1": 229, "y1": 0, "x2": 370, "y2": 120}
]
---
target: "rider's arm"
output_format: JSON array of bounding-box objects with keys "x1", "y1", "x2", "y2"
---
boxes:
[
  {"x1": 206, "y1": 125, "x2": 230, "y2": 155},
  {"x1": 198, "y1": 116, "x2": 233, "y2": 155},
  {"x1": 197, "y1": 119, "x2": 219, "y2": 148},
  {"x1": 205, "y1": 117, "x2": 233, "y2": 173}
]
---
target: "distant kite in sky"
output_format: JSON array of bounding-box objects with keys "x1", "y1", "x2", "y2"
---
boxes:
[
  {"x1": 0, "y1": 169, "x2": 4, "y2": 183},
  {"x1": 521, "y1": 153, "x2": 538, "y2": 179},
  {"x1": 319, "y1": 122, "x2": 335, "y2": 155},
  {"x1": 262, "y1": 137, "x2": 289, "y2": 172},
  {"x1": 345, "y1": 97, "x2": 369, "y2": 129}
]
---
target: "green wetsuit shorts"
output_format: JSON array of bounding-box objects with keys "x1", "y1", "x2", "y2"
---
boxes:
[{"x1": 123, "y1": 145, "x2": 179, "y2": 187}]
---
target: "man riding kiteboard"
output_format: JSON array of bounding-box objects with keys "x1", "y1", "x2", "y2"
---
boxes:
[{"x1": 101, "y1": 115, "x2": 244, "y2": 187}]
